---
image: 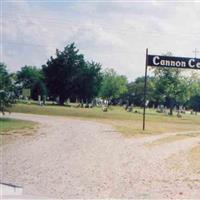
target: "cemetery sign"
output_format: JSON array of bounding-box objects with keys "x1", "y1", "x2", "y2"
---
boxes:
[
  {"x1": 148, "y1": 55, "x2": 200, "y2": 69},
  {"x1": 22, "y1": 88, "x2": 31, "y2": 98}
]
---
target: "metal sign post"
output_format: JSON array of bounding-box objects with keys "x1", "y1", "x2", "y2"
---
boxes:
[{"x1": 143, "y1": 48, "x2": 148, "y2": 131}]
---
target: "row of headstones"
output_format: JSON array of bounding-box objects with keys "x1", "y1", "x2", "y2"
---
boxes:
[
  {"x1": 156, "y1": 105, "x2": 185, "y2": 112},
  {"x1": 36, "y1": 96, "x2": 199, "y2": 116},
  {"x1": 38, "y1": 95, "x2": 46, "y2": 106},
  {"x1": 123, "y1": 104, "x2": 134, "y2": 112},
  {"x1": 21, "y1": 95, "x2": 46, "y2": 105},
  {"x1": 156, "y1": 105, "x2": 198, "y2": 115}
]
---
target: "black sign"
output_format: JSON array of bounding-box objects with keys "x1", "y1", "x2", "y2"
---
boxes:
[{"x1": 148, "y1": 55, "x2": 200, "y2": 70}]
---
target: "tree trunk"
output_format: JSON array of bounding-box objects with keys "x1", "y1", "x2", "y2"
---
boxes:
[
  {"x1": 169, "y1": 106, "x2": 173, "y2": 115},
  {"x1": 59, "y1": 96, "x2": 65, "y2": 105}
]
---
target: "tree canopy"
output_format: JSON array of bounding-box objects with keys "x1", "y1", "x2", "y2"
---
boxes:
[
  {"x1": 43, "y1": 43, "x2": 102, "y2": 104},
  {"x1": 125, "y1": 76, "x2": 155, "y2": 106},
  {"x1": 16, "y1": 65, "x2": 46, "y2": 100},
  {"x1": 99, "y1": 68, "x2": 128, "y2": 100},
  {"x1": 1, "y1": 44, "x2": 200, "y2": 114},
  {"x1": 0, "y1": 63, "x2": 14, "y2": 114}
]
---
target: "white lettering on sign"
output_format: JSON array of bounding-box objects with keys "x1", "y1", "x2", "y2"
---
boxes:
[
  {"x1": 153, "y1": 56, "x2": 187, "y2": 68},
  {"x1": 149, "y1": 55, "x2": 200, "y2": 70},
  {"x1": 153, "y1": 56, "x2": 159, "y2": 65},
  {"x1": 188, "y1": 59, "x2": 195, "y2": 68},
  {"x1": 197, "y1": 62, "x2": 200, "y2": 68},
  {"x1": 188, "y1": 59, "x2": 200, "y2": 68}
]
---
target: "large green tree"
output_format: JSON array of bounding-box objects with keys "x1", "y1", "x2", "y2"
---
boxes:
[
  {"x1": 74, "y1": 61, "x2": 102, "y2": 102},
  {"x1": 189, "y1": 96, "x2": 200, "y2": 112},
  {"x1": 126, "y1": 76, "x2": 156, "y2": 106},
  {"x1": 99, "y1": 69, "x2": 128, "y2": 100},
  {"x1": 188, "y1": 73, "x2": 200, "y2": 97},
  {"x1": 153, "y1": 67, "x2": 189, "y2": 115},
  {"x1": 152, "y1": 52, "x2": 190, "y2": 115},
  {"x1": 43, "y1": 43, "x2": 102, "y2": 104},
  {"x1": 43, "y1": 43, "x2": 85, "y2": 104},
  {"x1": 0, "y1": 63, "x2": 14, "y2": 114},
  {"x1": 17, "y1": 65, "x2": 46, "y2": 100},
  {"x1": 187, "y1": 73, "x2": 200, "y2": 111}
]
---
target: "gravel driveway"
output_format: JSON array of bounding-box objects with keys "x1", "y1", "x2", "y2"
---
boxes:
[{"x1": 1, "y1": 113, "x2": 200, "y2": 199}]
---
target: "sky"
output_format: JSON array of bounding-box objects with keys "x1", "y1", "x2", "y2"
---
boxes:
[{"x1": 1, "y1": 0, "x2": 200, "y2": 81}]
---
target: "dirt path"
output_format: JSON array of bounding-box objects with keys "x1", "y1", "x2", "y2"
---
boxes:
[{"x1": 1, "y1": 113, "x2": 200, "y2": 199}]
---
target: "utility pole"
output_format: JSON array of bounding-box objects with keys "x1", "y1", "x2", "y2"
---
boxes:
[{"x1": 193, "y1": 48, "x2": 199, "y2": 59}]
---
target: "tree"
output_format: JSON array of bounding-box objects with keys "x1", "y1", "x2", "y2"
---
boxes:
[
  {"x1": 99, "y1": 69, "x2": 128, "y2": 100},
  {"x1": 43, "y1": 43, "x2": 102, "y2": 105},
  {"x1": 43, "y1": 43, "x2": 86, "y2": 105},
  {"x1": 32, "y1": 80, "x2": 47, "y2": 100},
  {"x1": 187, "y1": 73, "x2": 200, "y2": 111},
  {"x1": 188, "y1": 72, "x2": 200, "y2": 97},
  {"x1": 189, "y1": 96, "x2": 200, "y2": 112},
  {"x1": 0, "y1": 63, "x2": 14, "y2": 114},
  {"x1": 16, "y1": 66, "x2": 46, "y2": 100},
  {"x1": 125, "y1": 76, "x2": 156, "y2": 106},
  {"x1": 151, "y1": 52, "x2": 191, "y2": 115},
  {"x1": 153, "y1": 67, "x2": 189, "y2": 115},
  {"x1": 74, "y1": 61, "x2": 102, "y2": 102}
]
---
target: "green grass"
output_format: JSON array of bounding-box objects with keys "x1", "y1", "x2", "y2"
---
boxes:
[
  {"x1": 0, "y1": 118, "x2": 36, "y2": 134},
  {"x1": 9, "y1": 103, "x2": 200, "y2": 136}
]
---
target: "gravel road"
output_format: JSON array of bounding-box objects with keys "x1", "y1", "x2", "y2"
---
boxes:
[{"x1": 1, "y1": 113, "x2": 200, "y2": 199}]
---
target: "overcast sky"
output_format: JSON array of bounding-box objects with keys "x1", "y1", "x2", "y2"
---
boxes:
[{"x1": 1, "y1": 0, "x2": 200, "y2": 80}]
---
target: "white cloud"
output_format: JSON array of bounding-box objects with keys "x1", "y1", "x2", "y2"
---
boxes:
[{"x1": 2, "y1": 1, "x2": 200, "y2": 79}]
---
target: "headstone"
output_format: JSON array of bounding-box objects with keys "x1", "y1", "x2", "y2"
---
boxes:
[
  {"x1": 177, "y1": 113, "x2": 182, "y2": 118},
  {"x1": 156, "y1": 105, "x2": 164, "y2": 113},
  {"x1": 102, "y1": 106, "x2": 108, "y2": 112},
  {"x1": 84, "y1": 103, "x2": 89, "y2": 108},
  {"x1": 56, "y1": 97, "x2": 60, "y2": 104},
  {"x1": 160, "y1": 105, "x2": 164, "y2": 112},
  {"x1": 43, "y1": 95, "x2": 46, "y2": 105},
  {"x1": 67, "y1": 98, "x2": 70, "y2": 104},
  {"x1": 38, "y1": 95, "x2": 41, "y2": 105},
  {"x1": 91, "y1": 99, "x2": 96, "y2": 107},
  {"x1": 127, "y1": 106, "x2": 133, "y2": 112},
  {"x1": 123, "y1": 104, "x2": 128, "y2": 110},
  {"x1": 164, "y1": 109, "x2": 168, "y2": 115}
]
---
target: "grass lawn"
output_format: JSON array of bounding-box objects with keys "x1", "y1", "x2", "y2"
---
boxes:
[
  {"x1": 0, "y1": 118, "x2": 36, "y2": 134},
  {"x1": 0, "y1": 118, "x2": 37, "y2": 145},
  {"x1": 9, "y1": 103, "x2": 200, "y2": 136}
]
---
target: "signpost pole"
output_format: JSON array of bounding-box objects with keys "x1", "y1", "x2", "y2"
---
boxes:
[{"x1": 143, "y1": 48, "x2": 148, "y2": 131}]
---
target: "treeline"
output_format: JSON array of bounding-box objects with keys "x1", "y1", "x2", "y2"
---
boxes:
[{"x1": 1, "y1": 43, "x2": 200, "y2": 114}]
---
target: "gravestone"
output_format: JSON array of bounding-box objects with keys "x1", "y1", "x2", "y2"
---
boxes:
[
  {"x1": 156, "y1": 105, "x2": 164, "y2": 113},
  {"x1": 56, "y1": 97, "x2": 60, "y2": 104},
  {"x1": 38, "y1": 95, "x2": 42, "y2": 106},
  {"x1": 43, "y1": 95, "x2": 46, "y2": 105},
  {"x1": 102, "y1": 105, "x2": 108, "y2": 112},
  {"x1": 127, "y1": 106, "x2": 133, "y2": 112}
]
